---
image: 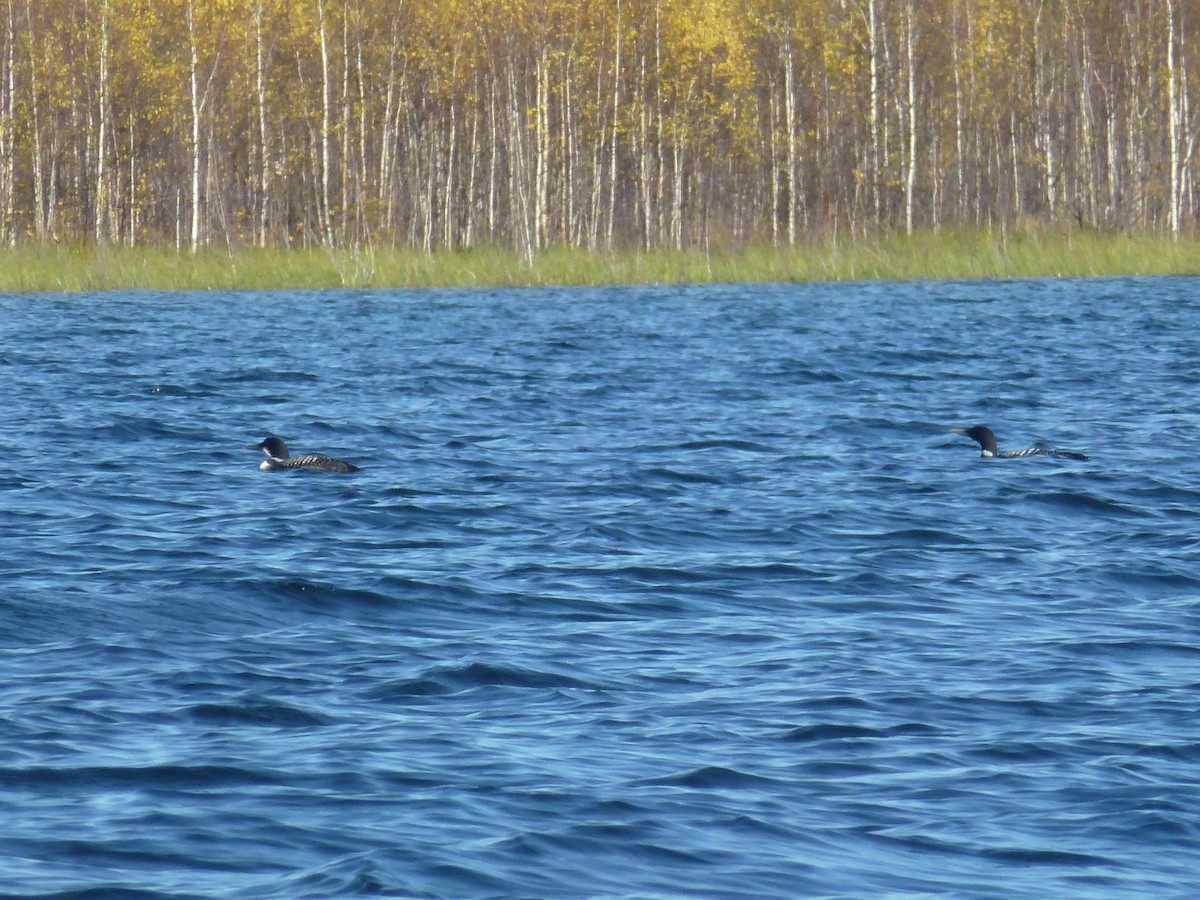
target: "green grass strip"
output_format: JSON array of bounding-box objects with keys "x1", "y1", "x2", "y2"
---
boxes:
[{"x1": 3, "y1": 231, "x2": 1199, "y2": 292}]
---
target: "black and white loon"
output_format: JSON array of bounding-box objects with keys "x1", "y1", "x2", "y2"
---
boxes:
[
  {"x1": 249, "y1": 436, "x2": 359, "y2": 473},
  {"x1": 953, "y1": 425, "x2": 1089, "y2": 461}
]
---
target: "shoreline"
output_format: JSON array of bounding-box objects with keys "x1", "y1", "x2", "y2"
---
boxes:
[{"x1": 4, "y1": 231, "x2": 1200, "y2": 292}]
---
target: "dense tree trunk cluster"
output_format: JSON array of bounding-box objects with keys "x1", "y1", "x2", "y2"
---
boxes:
[{"x1": 3, "y1": 0, "x2": 1198, "y2": 251}]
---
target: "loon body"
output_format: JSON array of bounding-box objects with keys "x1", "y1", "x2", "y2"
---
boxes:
[
  {"x1": 953, "y1": 425, "x2": 1089, "y2": 461},
  {"x1": 249, "y1": 436, "x2": 359, "y2": 473}
]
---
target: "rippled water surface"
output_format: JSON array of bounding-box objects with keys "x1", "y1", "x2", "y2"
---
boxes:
[{"x1": 2, "y1": 279, "x2": 1199, "y2": 898}]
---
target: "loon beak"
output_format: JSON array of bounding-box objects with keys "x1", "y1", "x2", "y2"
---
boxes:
[{"x1": 949, "y1": 427, "x2": 968, "y2": 435}]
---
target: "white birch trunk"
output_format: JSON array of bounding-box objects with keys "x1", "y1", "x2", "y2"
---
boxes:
[
  {"x1": 867, "y1": 0, "x2": 881, "y2": 225},
  {"x1": 317, "y1": 0, "x2": 332, "y2": 244},
  {"x1": 783, "y1": 31, "x2": 797, "y2": 245},
  {"x1": 1166, "y1": 0, "x2": 1180, "y2": 236},
  {"x1": 534, "y1": 50, "x2": 547, "y2": 247},
  {"x1": 488, "y1": 77, "x2": 498, "y2": 242},
  {"x1": 95, "y1": 0, "x2": 110, "y2": 244},
  {"x1": 444, "y1": 89, "x2": 458, "y2": 248},
  {"x1": 904, "y1": 2, "x2": 917, "y2": 234},
  {"x1": 26, "y1": 5, "x2": 46, "y2": 240},
  {"x1": 254, "y1": 1, "x2": 269, "y2": 247},
  {"x1": 465, "y1": 106, "x2": 479, "y2": 247},
  {"x1": 952, "y1": 2, "x2": 966, "y2": 221},
  {"x1": 1, "y1": 1, "x2": 15, "y2": 244},
  {"x1": 563, "y1": 58, "x2": 576, "y2": 245},
  {"x1": 606, "y1": 0, "x2": 622, "y2": 248},
  {"x1": 187, "y1": 0, "x2": 202, "y2": 252},
  {"x1": 127, "y1": 116, "x2": 135, "y2": 244}
]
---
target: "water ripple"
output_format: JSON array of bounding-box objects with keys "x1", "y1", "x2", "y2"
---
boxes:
[{"x1": 1, "y1": 279, "x2": 1198, "y2": 897}]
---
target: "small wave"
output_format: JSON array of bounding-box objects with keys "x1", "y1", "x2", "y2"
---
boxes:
[
  {"x1": 703, "y1": 561, "x2": 825, "y2": 579},
  {"x1": 856, "y1": 527, "x2": 978, "y2": 548},
  {"x1": 422, "y1": 661, "x2": 599, "y2": 692},
  {"x1": 1063, "y1": 639, "x2": 1200, "y2": 660},
  {"x1": 183, "y1": 701, "x2": 331, "y2": 728},
  {"x1": 797, "y1": 694, "x2": 881, "y2": 712},
  {"x1": 982, "y1": 846, "x2": 1114, "y2": 866},
  {"x1": 0, "y1": 764, "x2": 285, "y2": 791},
  {"x1": 1028, "y1": 491, "x2": 1153, "y2": 518},
  {"x1": 783, "y1": 723, "x2": 883, "y2": 741},
  {"x1": 22, "y1": 888, "x2": 183, "y2": 899},
  {"x1": 59, "y1": 415, "x2": 192, "y2": 443},
  {"x1": 259, "y1": 852, "x2": 427, "y2": 898},
  {"x1": 249, "y1": 578, "x2": 396, "y2": 609},
  {"x1": 636, "y1": 466, "x2": 729, "y2": 486},
  {"x1": 861, "y1": 829, "x2": 1116, "y2": 869},
  {"x1": 782, "y1": 722, "x2": 936, "y2": 743},
  {"x1": 362, "y1": 677, "x2": 453, "y2": 699},
  {"x1": 661, "y1": 438, "x2": 774, "y2": 453},
  {"x1": 218, "y1": 366, "x2": 319, "y2": 384},
  {"x1": 762, "y1": 365, "x2": 847, "y2": 383},
  {"x1": 1103, "y1": 568, "x2": 1200, "y2": 591},
  {"x1": 600, "y1": 564, "x2": 715, "y2": 586},
  {"x1": 637, "y1": 765, "x2": 780, "y2": 790},
  {"x1": 146, "y1": 383, "x2": 205, "y2": 398}
]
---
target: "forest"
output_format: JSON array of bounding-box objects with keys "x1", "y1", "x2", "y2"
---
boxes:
[{"x1": 1, "y1": 0, "x2": 1198, "y2": 255}]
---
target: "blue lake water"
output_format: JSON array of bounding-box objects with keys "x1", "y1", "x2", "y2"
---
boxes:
[{"x1": 1, "y1": 278, "x2": 1199, "y2": 898}]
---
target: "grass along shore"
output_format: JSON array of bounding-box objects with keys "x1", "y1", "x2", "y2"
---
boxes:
[{"x1": 3, "y1": 230, "x2": 1200, "y2": 292}]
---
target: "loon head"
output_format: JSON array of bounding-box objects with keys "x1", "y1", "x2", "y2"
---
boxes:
[
  {"x1": 249, "y1": 436, "x2": 289, "y2": 459},
  {"x1": 952, "y1": 425, "x2": 999, "y2": 457}
]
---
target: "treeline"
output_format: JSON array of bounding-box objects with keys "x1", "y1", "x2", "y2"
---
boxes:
[{"x1": 1, "y1": 0, "x2": 1197, "y2": 252}]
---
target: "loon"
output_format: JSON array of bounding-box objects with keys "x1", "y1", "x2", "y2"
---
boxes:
[
  {"x1": 952, "y1": 425, "x2": 1089, "y2": 461},
  {"x1": 249, "y1": 436, "x2": 359, "y2": 473}
]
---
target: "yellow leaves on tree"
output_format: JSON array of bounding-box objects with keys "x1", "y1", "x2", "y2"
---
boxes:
[{"x1": 658, "y1": 0, "x2": 758, "y2": 157}]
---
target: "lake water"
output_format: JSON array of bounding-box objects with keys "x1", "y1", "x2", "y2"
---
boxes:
[{"x1": 2, "y1": 279, "x2": 1198, "y2": 898}]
